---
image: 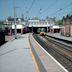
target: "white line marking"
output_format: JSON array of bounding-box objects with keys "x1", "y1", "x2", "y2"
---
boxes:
[{"x1": 32, "y1": 35, "x2": 69, "y2": 72}]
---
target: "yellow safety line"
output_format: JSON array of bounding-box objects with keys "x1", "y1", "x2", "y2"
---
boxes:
[{"x1": 30, "y1": 48, "x2": 40, "y2": 72}]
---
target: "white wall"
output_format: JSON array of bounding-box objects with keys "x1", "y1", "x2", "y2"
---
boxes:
[{"x1": 12, "y1": 25, "x2": 23, "y2": 29}]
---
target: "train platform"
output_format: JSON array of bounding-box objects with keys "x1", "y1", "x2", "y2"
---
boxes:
[
  {"x1": 0, "y1": 33, "x2": 68, "y2": 72},
  {"x1": 5, "y1": 34, "x2": 23, "y2": 41},
  {"x1": 0, "y1": 34, "x2": 39, "y2": 72},
  {"x1": 46, "y1": 33, "x2": 72, "y2": 42},
  {"x1": 29, "y1": 34, "x2": 68, "y2": 72}
]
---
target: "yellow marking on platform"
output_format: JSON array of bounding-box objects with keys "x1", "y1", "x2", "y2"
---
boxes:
[{"x1": 30, "y1": 48, "x2": 40, "y2": 72}]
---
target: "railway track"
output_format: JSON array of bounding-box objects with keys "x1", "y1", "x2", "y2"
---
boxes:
[{"x1": 33, "y1": 34, "x2": 72, "y2": 72}]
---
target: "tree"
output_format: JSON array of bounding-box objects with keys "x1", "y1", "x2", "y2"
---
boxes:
[{"x1": 56, "y1": 20, "x2": 63, "y2": 26}]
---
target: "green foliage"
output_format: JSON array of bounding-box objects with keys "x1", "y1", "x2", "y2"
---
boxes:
[
  {"x1": 0, "y1": 22, "x2": 3, "y2": 29},
  {"x1": 56, "y1": 20, "x2": 63, "y2": 26}
]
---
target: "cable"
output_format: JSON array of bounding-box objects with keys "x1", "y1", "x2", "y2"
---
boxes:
[
  {"x1": 25, "y1": 0, "x2": 35, "y2": 18},
  {"x1": 50, "y1": 2, "x2": 72, "y2": 16},
  {"x1": 41, "y1": 0, "x2": 58, "y2": 14},
  {"x1": 27, "y1": 0, "x2": 35, "y2": 13}
]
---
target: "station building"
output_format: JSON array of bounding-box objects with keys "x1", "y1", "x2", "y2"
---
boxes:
[
  {"x1": 4, "y1": 17, "x2": 25, "y2": 35},
  {"x1": 3, "y1": 16, "x2": 56, "y2": 35},
  {"x1": 27, "y1": 16, "x2": 56, "y2": 33},
  {"x1": 61, "y1": 15, "x2": 72, "y2": 37},
  {"x1": 50, "y1": 25, "x2": 60, "y2": 33}
]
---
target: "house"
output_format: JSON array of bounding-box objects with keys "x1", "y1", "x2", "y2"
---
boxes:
[{"x1": 61, "y1": 15, "x2": 72, "y2": 36}]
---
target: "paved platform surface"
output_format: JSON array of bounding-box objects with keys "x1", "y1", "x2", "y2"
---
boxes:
[
  {"x1": 0, "y1": 34, "x2": 36, "y2": 72},
  {"x1": 47, "y1": 33, "x2": 72, "y2": 42},
  {"x1": 5, "y1": 34, "x2": 23, "y2": 41},
  {"x1": 0, "y1": 33, "x2": 69, "y2": 72}
]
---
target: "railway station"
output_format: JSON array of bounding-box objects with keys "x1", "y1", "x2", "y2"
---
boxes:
[
  {"x1": 0, "y1": 15, "x2": 72, "y2": 72},
  {"x1": 0, "y1": 33, "x2": 70, "y2": 72},
  {"x1": 0, "y1": 0, "x2": 72, "y2": 72},
  {"x1": 0, "y1": 16, "x2": 72, "y2": 72}
]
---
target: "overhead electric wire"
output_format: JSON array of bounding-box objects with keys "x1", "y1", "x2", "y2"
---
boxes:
[
  {"x1": 41, "y1": 0, "x2": 58, "y2": 14},
  {"x1": 27, "y1": 0, "x2": 35, "y2": 13},
  {"x1": 25, "y1": 0, "x2": 35, "y2": 19},
  {"x1": 51, "y1": 2, "x2": 72, "y2": 16}
]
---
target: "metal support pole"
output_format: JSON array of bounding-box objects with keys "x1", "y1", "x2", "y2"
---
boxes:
[
  {"x1": 47, "y1": 22, "x2": 48, "y2": 32},
  {"x1": 31, "y1": 22, "x2": 33, "y2": 34},
  {"x1": 13, "y1": 0, "x2": 17, "y2": 39}
]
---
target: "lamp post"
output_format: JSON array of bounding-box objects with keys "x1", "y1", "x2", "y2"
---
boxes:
[
  {"x1": 13, "y1": 0, "x2": 17, "y2": 39},
  {"x1": 32, "y1": 22, "x2": 33, "y2": 33}
]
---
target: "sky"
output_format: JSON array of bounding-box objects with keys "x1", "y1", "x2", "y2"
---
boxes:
[{"x1": 0, "y1": 0, "x2": 72, "y2": 20}]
